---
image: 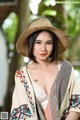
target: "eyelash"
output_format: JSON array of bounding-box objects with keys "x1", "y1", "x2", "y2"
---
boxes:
[
  {"x1": 35, "y1": 41, "x2": 52, "y2": 45},
  {"x1": 35, "y1": 41, "x2": 41, "y2": 44},
  {"x1": 46, "y1": 42, "x2": 52, "y2": 44}
]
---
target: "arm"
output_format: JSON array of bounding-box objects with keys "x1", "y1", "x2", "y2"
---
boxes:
[
  {"x1": 61, "y1": 67, "x2": 80, "y2": 120},
  {"x1": 66, "y1": 67, "x2": 80, "y2": 120},
  {"x1": 10, "y1": 69, "x2": 33, "y2": 119},
  {"x1": 66, "y1": 111, "x2": 80, "y2": 120}
]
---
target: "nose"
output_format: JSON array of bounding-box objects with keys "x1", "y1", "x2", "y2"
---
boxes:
[{"x1": 41, "y1": 43, "x2": 46, "y2": 51}]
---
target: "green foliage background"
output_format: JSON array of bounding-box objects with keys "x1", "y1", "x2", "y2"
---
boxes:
[{"x1": 1, "y1": 0, "x2": 80, "y2": 114}]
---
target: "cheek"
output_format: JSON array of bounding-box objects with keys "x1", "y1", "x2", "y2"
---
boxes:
[
  {"x1": 49, "y1": 49, "x2": 53, "y2": 55},
  {"x1": 33, "y1": 45, "x2": 39, "y2": 55},
  {"x1": 33, "y1": 45, "x2": 39, "y2": 51},
  {"x1": 48, "y1": 45, "x2": 53, "y2": 52}
]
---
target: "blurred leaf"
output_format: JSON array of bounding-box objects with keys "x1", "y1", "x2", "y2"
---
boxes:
[
  {"x1": 42, "y1": 10, "x2": 57, "y2": 16},
  {"x1": 2, "y1": 12, "x2": 18, "y2": 44}
]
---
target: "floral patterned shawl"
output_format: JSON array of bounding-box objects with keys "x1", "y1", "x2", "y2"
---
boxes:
[{"x1": 10, "y1": 60, "x2": 80, "y2": 120}]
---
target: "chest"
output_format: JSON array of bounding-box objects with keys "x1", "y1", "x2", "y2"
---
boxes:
[{"x1": 28, "y1": 67, "x2": 59, "y2": 96}]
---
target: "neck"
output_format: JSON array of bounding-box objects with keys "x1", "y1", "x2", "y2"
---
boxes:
[{"x1": 33, "y1": 59, "x2": 56, "y2": 69}]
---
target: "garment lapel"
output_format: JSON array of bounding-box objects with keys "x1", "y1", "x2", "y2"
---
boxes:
[
  {"x1": 50, "y1": 60, "x2": 72, "y2": 120},
  {"x1": 23, "y1": 67, "x2": 36, "y2": 117},
  {"x1": 36, "y1": 99, "x2": 46, "y2": 120}
]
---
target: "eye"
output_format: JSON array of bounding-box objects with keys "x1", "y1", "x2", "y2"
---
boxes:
[
  {"x1": 35, "y1": 41, "x2": 41, "y2": 44},
  {"x1": 46, "y1": 41, "x2": 53, "y2": 45}
]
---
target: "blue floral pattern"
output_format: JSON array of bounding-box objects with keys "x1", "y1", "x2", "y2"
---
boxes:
[
  {"x1": 61, "y1": 94, "x2": 80, "y2": 120},
  {"x1": 10, "y1": 104, "x2": 32, "y2": 120}
]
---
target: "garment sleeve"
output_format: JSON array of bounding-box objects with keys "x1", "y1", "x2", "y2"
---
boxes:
[
  {"x1": 69, "y1": 67, "x2": 80, "y2": 113},
  {"x1": 10, "y1": 70, "x2": 33, "y2": 120}
]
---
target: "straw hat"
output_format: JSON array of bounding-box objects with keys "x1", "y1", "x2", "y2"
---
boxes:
[{"x1": 16, "y1": 18, "x2": 70, "y2": 56}]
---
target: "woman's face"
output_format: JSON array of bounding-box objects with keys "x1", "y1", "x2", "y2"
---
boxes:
[{"x1": 33, "y1": 31, "x2": 53, "y2": 62}]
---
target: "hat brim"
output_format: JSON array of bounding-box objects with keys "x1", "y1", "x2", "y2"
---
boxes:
[{"x1": 16, "y1": 26, "x2": 70, "y2": 56}]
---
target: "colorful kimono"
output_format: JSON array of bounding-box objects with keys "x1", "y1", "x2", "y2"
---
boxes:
[{"x1": 10, "y1": 60, "x2": 80, "y2": 120}]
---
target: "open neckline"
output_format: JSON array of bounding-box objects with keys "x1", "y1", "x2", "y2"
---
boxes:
[
  {"x1": 33, "y1": 81, "x2": 49, "y2": 97},
  {"x1": 26, "y1": 60, "x2": 64, "y2": 96}
]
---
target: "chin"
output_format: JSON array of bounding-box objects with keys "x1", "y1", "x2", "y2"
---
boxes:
[{"x1": 38, "y1": 57, "x2": 49, "y2": 61}]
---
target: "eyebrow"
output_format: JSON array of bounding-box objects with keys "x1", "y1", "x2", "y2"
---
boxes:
[{"x1": 35, "y1": 40, "x2": 52, "y2": 42}]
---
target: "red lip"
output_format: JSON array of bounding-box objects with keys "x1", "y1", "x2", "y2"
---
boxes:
[{"x1": 40, "y1": 53, "x2": 47, "y2": 56}]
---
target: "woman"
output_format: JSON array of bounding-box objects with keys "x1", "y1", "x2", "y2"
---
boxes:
[{"x1": 10, "y1": 18, "x2": 80, "y2": 120}]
